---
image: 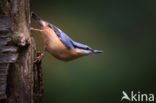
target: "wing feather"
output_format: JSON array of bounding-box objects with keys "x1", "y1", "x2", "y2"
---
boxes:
[
  {"x1": 48, "y1": 23, "x2": 93, "y2": 50},
  {"x1": 48, "y1": 23, "x2": 75, "y2": 49}
]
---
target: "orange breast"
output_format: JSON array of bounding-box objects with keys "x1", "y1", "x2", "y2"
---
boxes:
[
  {"x1": 42, "y1": 27, "x2": 67, "y2": 51},
  {"x1": 41, "y1": 27, "x2": 85, "y2": 61}
]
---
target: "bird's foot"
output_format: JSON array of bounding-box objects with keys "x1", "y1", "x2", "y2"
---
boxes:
[
  {"x1": 31, "y1": 27, "x2": 43, "y2": 32},
  {"x1": 34, "y1": 51, "x2": 44, "y2": 63}
]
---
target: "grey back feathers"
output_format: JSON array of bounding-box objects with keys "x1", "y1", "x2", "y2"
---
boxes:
[
  {"x1": 48, "y1": 23, "x2": 103, "y2": 53},
  {"x1": 48, "y1": 23, "x2": 90, "y2": 50}
]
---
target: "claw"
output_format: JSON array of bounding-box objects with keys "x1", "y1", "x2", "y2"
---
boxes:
[{"x1": 34, "y1": 52, "x2": 44, "y2": 63}]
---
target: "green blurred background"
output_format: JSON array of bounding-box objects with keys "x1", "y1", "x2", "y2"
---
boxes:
[{"x1": 31, "y1": 0, "x2": 156, "y2": 103}]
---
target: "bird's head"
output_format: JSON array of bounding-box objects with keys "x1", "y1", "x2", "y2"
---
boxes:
[{"x1": 31, "y1": 12, "x2": 48, "y2": 27}]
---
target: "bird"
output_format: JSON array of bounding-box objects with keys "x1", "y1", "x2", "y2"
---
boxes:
[
  {"x1": 121, "y1": 91, "x2": 131, "y2": 101},
  {"x1": 31, "y1": 12, "x2": 103, "y2": 62}
]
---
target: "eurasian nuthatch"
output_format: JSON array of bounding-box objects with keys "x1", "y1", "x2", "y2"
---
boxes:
[{"x1": 31, "y1": 12, "x2": 103, "y2": 61}]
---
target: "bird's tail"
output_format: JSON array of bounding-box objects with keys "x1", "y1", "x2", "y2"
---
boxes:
[
  {"x1": 92, "y1": 50, "x2": 103, "y2": 53},
  {"x1": 31, "y1": 11, "x2": 47, "y2": 27}
]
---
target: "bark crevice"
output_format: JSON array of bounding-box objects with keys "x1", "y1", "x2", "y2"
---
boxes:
[{"x1": 0, "y1": 0, "x2": 44, "y2": 103}]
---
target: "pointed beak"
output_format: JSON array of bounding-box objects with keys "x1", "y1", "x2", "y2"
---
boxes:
[
  {"x1": 31, "y1": 11, "x2": 47, "y2": 27},
  {"x1": 31, "y1": 12, "x2": 42, "y2": 22}
]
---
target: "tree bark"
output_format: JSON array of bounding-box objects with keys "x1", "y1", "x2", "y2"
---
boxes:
[{"x1": 0, "y1": 0, "x2": 43, "y2": 103}]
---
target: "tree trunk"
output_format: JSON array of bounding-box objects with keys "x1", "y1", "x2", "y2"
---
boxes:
[{"x1": 0, "y1": 0, "x2": 43, "y2": 103}]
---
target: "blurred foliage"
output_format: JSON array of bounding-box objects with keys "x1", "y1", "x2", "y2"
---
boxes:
[{"x1": 31, "y1": 0, "x2": 156, "y2": 103}]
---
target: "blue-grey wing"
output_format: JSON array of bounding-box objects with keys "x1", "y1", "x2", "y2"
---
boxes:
[
  {"x1": 48, "y1": 24, "x2": 75, "y2": 49},
  {"x1": 48, "y1": 23, "x2": 91, "y2": 50},
  {"x1": 71, "y1": 41, "x2": 91, "y2": 50}
]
